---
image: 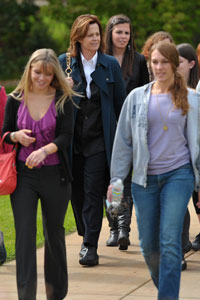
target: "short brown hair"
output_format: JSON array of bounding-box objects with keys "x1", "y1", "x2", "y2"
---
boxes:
[{"x1": 69, "y1": 14, "x2": 105, "y2": 57}]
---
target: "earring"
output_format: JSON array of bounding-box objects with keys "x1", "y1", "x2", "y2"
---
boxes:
[{"x1": 127, "y1": 44, "x2": 131, "y2": 50}]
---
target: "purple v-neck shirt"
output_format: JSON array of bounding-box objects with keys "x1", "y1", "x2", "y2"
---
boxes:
[
  {"x1": 17, "y1": 99, "x2": 60, "y2": 167},
  {"x1": 147, "y1": 94, "x2": 190, "y2": 175}
]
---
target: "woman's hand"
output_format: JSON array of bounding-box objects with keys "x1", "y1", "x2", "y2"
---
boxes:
[
  {"x1": 196, "y1": 191, "x2": 200, "y2": 209},
  {"x1": 15, "y1": 129, "x2": 36, "y2": 147},
  {"x1": 25, "y1": 148, "x2": 47, "y2": 169},
  {"x1": 65, "y1": 77, "x2": 74, "y2": 88},
  {"x1": 107, "y1": 184, "x2": 113, "y2": 203}
]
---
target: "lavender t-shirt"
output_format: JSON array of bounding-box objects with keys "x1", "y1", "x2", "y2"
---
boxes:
[
  {"x1": 17, "y1": 99, "x2": 60, "y2": 167},
  {"x1": 147, "y1": 94, "x2": 190, "y2": 175}
]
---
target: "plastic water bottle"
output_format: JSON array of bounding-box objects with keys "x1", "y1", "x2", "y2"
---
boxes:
[
  {"x1": 112, "y1": 179, "x2": 124, "y2": 203},
  {"x1": 106, "y1": 179, "x2": 124, "y2": 218}
]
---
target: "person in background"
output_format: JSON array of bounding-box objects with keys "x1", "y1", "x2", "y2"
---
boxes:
[
  {"x1": 0, "y1": 85, "x2": 7, "y2": 265},
  {"x1": 2, "y1": 48, "x2": 75, "y2": 300},
  {"x1": 195, "y1": 43, "x2": 200, "y2": 91},
  {"x1": 196, "y1": 43, "x2": 200, "y2": 75},
  {"x1": 104, "y1": 14, "x2": 149, "y2": 250},
  {"x1": 177, "y1": 43, "x2": 199, "y2": 270},
  {"x1": 107, "y1": 41, "x2": 200, "y2": 300},
  {"x1": 59, "y1": 14, "x2": 126, "y2": 266},
  {"x1": 142, "y1": 31, "x2": 174, "y2": 80}
]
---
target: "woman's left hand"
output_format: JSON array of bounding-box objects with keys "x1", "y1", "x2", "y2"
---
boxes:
[
  {"x1": 106, "y1": 184, "x2": 113, "y2": 203},
  {"x1": 25, "y1": 148, "x2": 47, "y2": 168},
  {"x1": 65, "y1": 77, "x2": 74, "y2": 88},
  {"x1": 196, "y1": 191, "x2": 200, "y2": 209}
]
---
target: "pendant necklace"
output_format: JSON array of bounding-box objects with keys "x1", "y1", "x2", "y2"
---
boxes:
[{"x1": 155, "y1": 93, "x2": 172, "y2": 131}]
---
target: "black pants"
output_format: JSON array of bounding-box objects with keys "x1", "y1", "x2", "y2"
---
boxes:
[
  {"x1": 182, "y1": 208, "x2": 190, "y2": 250},
  {"x1": 182, "y1": 191, "x2": 200, "y2": 250},
  {"x1": 11, "y1": 162, "x2": 70, "y2": 300},
  {"x1": 71, "y1": 151, "x2": 109, "y2": 248},
  {"x1": 193, "y1": 191, "x2": 200, "y2": 214}
]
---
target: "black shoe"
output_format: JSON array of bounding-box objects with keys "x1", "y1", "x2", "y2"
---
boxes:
[
  {"x1": 192, "y1": 233, "x2": 200, "y2": 251},
  {"x1": 79, "y1": 246, "x2": 99, "y2": 266},
  {"x1": 118, "y1": 229, "x2": 130, "y2": 251},
  {"x1": 183, "y1": 240, "x2": 192, "y2": 254},
  {"x1": 0, "y1": 231, "x2": 6, "y2": 265},
  {"x1": 79, "y1": 243, "x2": 87, "y2": 257},
  {"x1": 106, "y1": 230, "x2": 118, "y2": 247},
  {"x1": 182, "y1": 257, "x2": 187, "y2": 271}
]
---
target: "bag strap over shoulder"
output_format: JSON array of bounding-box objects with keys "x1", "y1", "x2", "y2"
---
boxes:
[{"x1": 65, "y1": 52, "x2": 72, "y2": 78}]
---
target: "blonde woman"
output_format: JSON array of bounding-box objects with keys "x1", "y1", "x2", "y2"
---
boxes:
[{"x1": 2, "y1": 48, "x2": 76, "y2": 300}]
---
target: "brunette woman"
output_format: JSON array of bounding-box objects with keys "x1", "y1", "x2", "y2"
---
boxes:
[
  {"x1": 2, "y1": 48, "x2": 76, "y2": 300},
  {"x1": 177, "y1": 43, "x2": 200, "y2": 269},
  {"x1": 107, "y1": 41, "x2": 200, "y2": 299},
  {"x1": 59, "y1": 14, "x2": 126, "y2": 266},
  {"x1": 105, "y1": 14, "x2": 149, "y2": 250}
]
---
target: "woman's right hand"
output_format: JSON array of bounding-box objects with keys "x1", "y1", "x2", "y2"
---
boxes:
[{"x1": 14, "y1": 129, "x2": 36, "y2": 147}]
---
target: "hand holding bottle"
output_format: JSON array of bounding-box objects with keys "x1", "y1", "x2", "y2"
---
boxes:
[{"x1": 106, "y1": 179, "x2": 124, "y2": 218}]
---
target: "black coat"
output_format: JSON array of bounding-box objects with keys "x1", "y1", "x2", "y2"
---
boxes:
[
  {"x1": 125, "y1": 51, "x2": 149, "y2": 95},
  {"x1": 59, "y1": 51, "x2": 126, "y2": 167}
]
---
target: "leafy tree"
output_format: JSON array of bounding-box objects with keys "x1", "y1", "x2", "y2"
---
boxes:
[
  {"x1": 0, "y1": 0, "x2": 58, "y2": 79},
  {"x1": 2, "y1": 0, "x2": 200, "y2": 79},
  {"x1": 44, "y1": 0, "x2": 200, "y2": 50}
]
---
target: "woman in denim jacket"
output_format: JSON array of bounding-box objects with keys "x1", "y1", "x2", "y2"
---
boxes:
[{"x1": 107, "y1": 41, "x2": 200, "y2": 300}]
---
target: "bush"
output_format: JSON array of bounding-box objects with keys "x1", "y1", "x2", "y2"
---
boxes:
[{"x1": 0, "y1": 0, "x2": 59, "y2": 80}]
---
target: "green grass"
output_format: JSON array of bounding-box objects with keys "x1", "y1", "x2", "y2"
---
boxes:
[
  {"x1": 0, "y1": 195, "x2": 76, "y2": 261},
  {"x1": 5, "y1": 86, "x2": 15, "y2": 94}
]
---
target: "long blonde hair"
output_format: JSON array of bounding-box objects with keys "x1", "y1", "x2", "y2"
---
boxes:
[
  {"x1": 149, "y1": 41, "x2": 189, "y2": 115},
  {"x1": 11, "y1": 48, "x2": 77, "y2": 112}
]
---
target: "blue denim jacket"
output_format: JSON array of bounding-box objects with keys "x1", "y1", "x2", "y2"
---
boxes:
[{"x1": 111, "y1": 82, "x2": 200, "y2": 190}]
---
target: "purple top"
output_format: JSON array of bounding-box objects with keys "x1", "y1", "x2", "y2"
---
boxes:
[
  {"x1": 147, "y1": 94, "x2": 190, "y2": 175},
  {"x1": 17, "y1": 99, "x2": 60, "y2": 167}
]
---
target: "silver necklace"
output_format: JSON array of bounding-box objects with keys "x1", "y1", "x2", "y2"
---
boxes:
[{"x1": 155, "y1": 94, "x2": 172, "y2": 131}]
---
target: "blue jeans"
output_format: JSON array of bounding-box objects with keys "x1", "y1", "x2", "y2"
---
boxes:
[{"x1": 132, "y1": 163, "x2": 194, "y2": 300}]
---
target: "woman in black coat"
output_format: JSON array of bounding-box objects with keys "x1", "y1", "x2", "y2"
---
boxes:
[
  {"x1": 59, "y1": 14, "x2": 126, "y2": 266},
  {"x1": 105, "y1": 14, "x2": 149, "y2": 250}
]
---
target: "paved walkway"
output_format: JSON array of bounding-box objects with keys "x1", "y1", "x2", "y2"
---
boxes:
[{"x1": 0, "y1": 201, "x2": 200, "y2": 299}]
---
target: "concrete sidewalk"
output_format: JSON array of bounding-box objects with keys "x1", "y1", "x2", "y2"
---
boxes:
[{"x1": 0, "y1": 200, "x2": 200, "y2": 299}]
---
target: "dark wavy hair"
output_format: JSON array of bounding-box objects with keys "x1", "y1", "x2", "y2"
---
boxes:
[
  {"x1": 105, "y1": 14, "x2": 136, "y2": 79},
  {"x1": 177, "y1": 43, "x2": 199, "y2": 89}
]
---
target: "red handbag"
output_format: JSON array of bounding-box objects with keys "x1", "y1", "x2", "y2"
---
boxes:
[{"x1": 0, "y1": 132, "x2": 17, "y2": 195}]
